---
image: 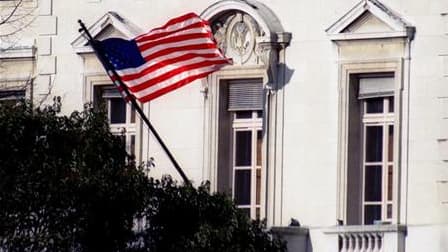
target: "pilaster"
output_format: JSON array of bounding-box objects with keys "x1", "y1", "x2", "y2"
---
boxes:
[{"x1": 35, "y1": 0, "x2": 56, "y2": 103}]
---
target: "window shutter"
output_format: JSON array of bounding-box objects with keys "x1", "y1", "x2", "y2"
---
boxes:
[
  {"x1": 228, "y1": 79, "x2": 263, "y2": 111},
  {"x1": 358, "y1": 77, "x2": 394, "y2": 99},
  {"x1": 0, "y1": 90, "x2": 25, "y2": 101},
  {"x1": 102, "y1": 87, "x2": 121, "y2": 98}
]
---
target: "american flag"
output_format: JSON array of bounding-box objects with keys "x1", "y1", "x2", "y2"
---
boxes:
[{"x1": 97, "y1": 13, "x2": 232, "y2": 102}]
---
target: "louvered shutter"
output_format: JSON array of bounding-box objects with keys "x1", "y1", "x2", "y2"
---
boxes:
[
  {"x1": 228, "y1": 79, "x2": 263, "y2": 111},
  {"x1": 0, "y1": 90, "x2": 25, "y2": 101},
  {"x1": 102, "y1": 86, "x2": 121, "y2": 98},
  {"x1": 358, "y1": 77, "x2": 394, "y2": 99}
]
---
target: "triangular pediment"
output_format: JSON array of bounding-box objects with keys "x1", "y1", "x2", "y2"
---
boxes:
[
  {"x1": 342, "y1": 11, "x2": 394, "y2": 33},
  {"x1": 71, "y1": 12, "x2": 142, "y2": 53},
  {"x1": 94, "y1": 24, "x2": 127, "y2": 41},
  {"x1": 326, "y1": 0, "x2": 414, "y2": 41}
]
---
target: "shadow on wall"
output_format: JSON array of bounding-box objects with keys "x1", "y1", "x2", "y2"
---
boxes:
[{"x1": 273, "y1": 63, "x2": 295, "y2": 91}]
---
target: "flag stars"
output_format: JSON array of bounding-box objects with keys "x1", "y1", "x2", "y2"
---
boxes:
[{"x1": 100, "y1": 37, "x2": 146, "y2": 70}]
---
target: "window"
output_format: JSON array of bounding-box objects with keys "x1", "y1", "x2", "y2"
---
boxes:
[
  {"x1": 95, "y1": 86, "x2": 137, "y2": 156},
  {"x1": 362, "y1": 95, "x2": 394, "y2": 224},
  {"x1": 217, "y1": 79, "x2": 265, "y2": 219},
  {"x1": 232, "y1": 110, "x2": 263, "y2": 218},
  {"x1": 202, "y1": 3, "x2": 289, "y2": 225},
  {"x1": 0, "y1": 90, "x2": 25, "y2": 106},
  {"x1": 345, "y1": 74, "x2": 397, "y2": 225}
]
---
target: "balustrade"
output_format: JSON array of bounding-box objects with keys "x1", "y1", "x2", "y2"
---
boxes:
[{"x1": 325, "y1": 225, "x2": 406, "y2": 252}]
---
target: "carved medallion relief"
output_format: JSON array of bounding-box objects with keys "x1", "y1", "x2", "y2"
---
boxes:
[{"x1": 212, "y1": 12, "x2": 262, "y2": 65}]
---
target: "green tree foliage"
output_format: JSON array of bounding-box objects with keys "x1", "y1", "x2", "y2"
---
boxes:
[
  {"x1": 130, "y1": 177, "x2": 286, "y2": 252},
  {"x1": 0, "y1": 102, "x2": 147, "y2": 251},
  {"x1": 0, "y1": 102, "x2": 286, "y2": 252}
]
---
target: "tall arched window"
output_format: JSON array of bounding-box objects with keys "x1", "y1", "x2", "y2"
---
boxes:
[{"x1": 201, "y1": 1, "x2": 290, "y2": 223}]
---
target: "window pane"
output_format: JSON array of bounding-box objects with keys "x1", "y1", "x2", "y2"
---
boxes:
[
  {"x1": 130, "y1": 135, "x2": 136, "y2": 156},
  {"x1": 235, "y1": 111, "x2": 252, "y2": 119},
  {"x1": 110, "y1": 98, "x2": 126, "y2": 124},
  {"x1": 235, "y1": 131, "x2": 252, "y2": 166},
  {"x1": 364, "y1": 205, "x2": 381, "y2": 224},
  {"x1": 365, "y1": 165, "x2": 382, "y2": 202},
  {"x1": 365, "y1": 126, "x2": 383, "y2": 162},
  {"x1": 388, "y1": 125, "x2": 394, "y2": 162},
  {"x1": 387, "y1": 165, "x2": 393, "y2": 201},
  {"x1": 130, "y1": 105, "x2": 136, "y2": 123},
  {"x1": 256, "y1": 169, "x2": 261, "y2": 205},
  {"x1": 387, "y1": 204, "x2": 393, "y2": 219},
  {"x1": 234, "y1": 170, "x2": 251, "y2": 205},
  {"x1": 366, "y1": 98, "x2": 384, "y2": 113},
  {"x1": 388, "y1": 97, "x2": 394, "y2": 113},
  {"x1": 256, "y1": 130, "x2": 262, "y2": 166}
]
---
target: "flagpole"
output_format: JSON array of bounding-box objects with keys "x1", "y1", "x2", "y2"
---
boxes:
[{"x1": 78, "y1": 19, "x2": 190, "y2": 185}]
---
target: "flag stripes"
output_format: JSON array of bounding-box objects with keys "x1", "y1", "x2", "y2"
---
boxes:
[
  {"x1": 119, "y1": 56, "x2": 228, "y2": 88},
  {"x1": 101, "y1": 12, "x2": 231, "y2": 102}
]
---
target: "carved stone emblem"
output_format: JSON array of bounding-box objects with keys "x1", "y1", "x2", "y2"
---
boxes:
[
  {"x1": 212, "y1": 13, "x2": 259, "y2": 65},
  {"x1": 230, "y1": 21, "x2": 251, "y2": 56},
  {"x1": 212, "y1": 21, "x2": 227, "y2": 54}
]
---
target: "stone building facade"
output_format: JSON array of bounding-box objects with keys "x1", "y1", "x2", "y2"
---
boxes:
[{"x1": 1, "y1": 0, "x2": 448, "y2": 251}]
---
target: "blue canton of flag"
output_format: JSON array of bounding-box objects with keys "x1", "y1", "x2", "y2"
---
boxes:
[{"x1": 99, "y1": 38, "x2": 145, "y2": 70}]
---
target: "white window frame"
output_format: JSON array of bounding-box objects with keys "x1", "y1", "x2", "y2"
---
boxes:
[
  {"x1": 361, "y1": 96, "x2": 395, "y2": 224},
  {"x1": 337, "y1": 60, "x2": 406, "y2": 225},
  {"x1": 203, "y1": 68, "x2": 267, "y2": 197},
  {"x1": 232, "y1": 111, "x2": 263, "y2": 219},
  {"x1": 202, "y1": 66, "x2": 280, "y2": 221},
  {"x1": 83, "y1": 74, "x2": 143, "y2": 161},
  {"x1": 105, "y1": 95, "x2": 137, "y2": 156}
]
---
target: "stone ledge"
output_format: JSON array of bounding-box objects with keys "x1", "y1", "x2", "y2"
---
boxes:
[
  {"x1": 323, "y1": 224, "x2": 407, "y2": 234},
  {"x1": 0, "y1": 47, "x2": 35, "y2": 59},
  {"x1": 271, "y1": 226, "x2": 309, "y2": 252},
  {"x1": 271, "y1": 226, "x2": 309, "y2": 236}
]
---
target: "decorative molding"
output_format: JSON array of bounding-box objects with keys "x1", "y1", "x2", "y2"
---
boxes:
[
  {"x1": 207, "y1": 2, "x2": 291, "y2": 87},
  {"x1": 0, "y1": 47, "x2": 35, "y2": 59},
  {"x1": 212, "y1": 12, "x2": 260, "y2": 65},
  {"x1": 71, "y1": 12, "x2": 142, "y2": 54},
  {"x1": 255, "y1": 40, "x2": 280, "y2": 88},
  {"x1": 0, "y1": 39, "x2": 35, "y2": 59},
  {"x1": 326, "y1": 0, "x2": 415, "y2": 41},
  {"x1": 201, "y1": 0, "x2": 285, "y2": 41}
]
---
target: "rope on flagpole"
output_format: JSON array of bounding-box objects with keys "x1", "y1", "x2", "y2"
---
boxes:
[{"x1": 78, "y1": 19, "x2": 191, "y2": 186}]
